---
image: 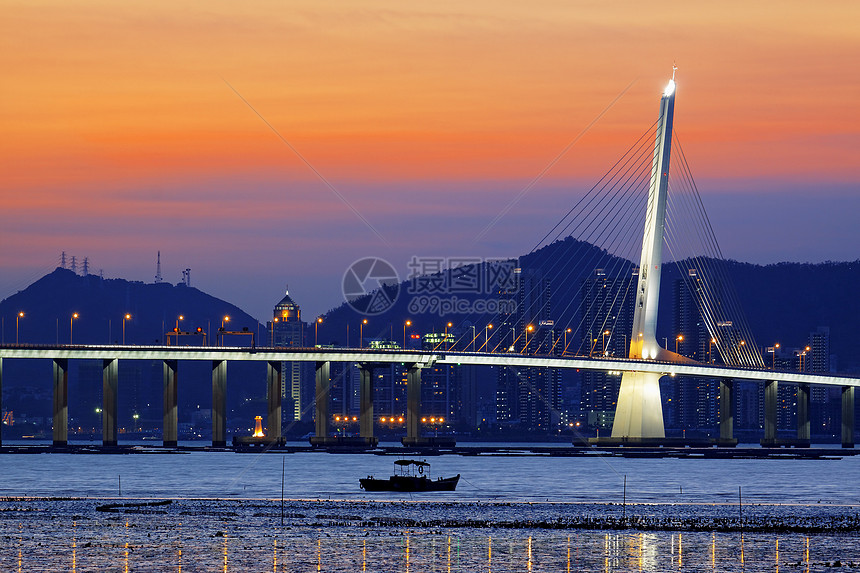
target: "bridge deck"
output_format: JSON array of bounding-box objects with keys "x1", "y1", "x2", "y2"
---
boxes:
[{"x1": 0, "y1": 344, "x2": 856, "y2": 387}]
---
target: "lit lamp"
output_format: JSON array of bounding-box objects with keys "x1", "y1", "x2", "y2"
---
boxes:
[
  {"x1": 403, "y1": 320, "x2": 411, "y2": 349},
  {"x1": 70, "y1": 312, "x2": 79, "y2": 344},
  {"x1": 524, "y1": 324, "x2": 534, "y2": 353},
  {"x1": 359, "y1": 318, "x2": 368, "y2": 348},
  {"x1": 122, "y1": 313, "x2": 131, "y2": 345},
  {"x1": 16, "y1": 311, "x2": 24, "y2": 344},
  {"x1": 253, "y1": 416, "x2": 265, "y2": 438},
  {"x1": 315, "y1": 317, "x2": 323, "y2": 347}
]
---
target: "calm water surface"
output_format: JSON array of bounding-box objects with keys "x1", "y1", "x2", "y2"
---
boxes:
[{"x1": 2, "y1": 441, "x2": 859, "y2": 504}]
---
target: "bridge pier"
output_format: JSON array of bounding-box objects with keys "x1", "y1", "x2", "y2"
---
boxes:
[
  {"x1": 52, "y1": 358, "x2": 68, "y2": 446},
  {"x1": 102, "y1": 359, "x2": 118, "y2": 447},
  {"x1": 405, "y1": 365, "x2": 422, "y2": 444},
  {"x1": 797, "y1": 384, "x2": 811, "y2": 442},
  {"x1": 761, "y1": 380, "x2": 778, "y2": 446},
  {"x1": 719, "y1": 378, "x2": 735, "y2": 445},
  {"x1": 611, "y1": 371, "x2": 665, "y2": 439},
  {"x1": 267, "y1": 361, "x2": 282, "y2": 439},
  {"x1": 163, "y1": 360, "x2": 178, "y2": 447},
  {"x1": 842, "y1": 386, "x2": 855, "y2": 448},
  {"x1": 358, "y1": 365, "x2": 374, "y2": 440},
  {"x1": 0, "y1": 358, "x2": 3, "y2": 447},
  {"x1": 212, "y1": 360, "x2": 227, "y2": 447},
  {"x1": 315, "y1": 361, "x2": 330, "y2": 439}
]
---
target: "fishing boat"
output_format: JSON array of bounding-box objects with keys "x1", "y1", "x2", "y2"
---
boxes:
[{"x1": 359, "y1": 460, "x2": 460, "y2": 492}]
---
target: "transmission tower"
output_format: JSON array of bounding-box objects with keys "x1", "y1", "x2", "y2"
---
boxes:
[{"x1": 155, "y1": 251, "x2": 163, "y2": 283}]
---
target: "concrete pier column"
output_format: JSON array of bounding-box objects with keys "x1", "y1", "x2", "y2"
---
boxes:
[
  {"x1": 797, "y1": 384, "x2": 811, "y2": 442},
  {"x1": 406, "y1": 365, "x2": 422, "y2": 442},
  {"x1": 719, "y1": 378, "x2": 734, "y2": 444},
  {"x1": 212, "y1": 360, "x2": 227, "y2": 447},
  {"x1": 359, "y1": 365, "x2": 374, "y2": 439},
  {"x1": 315, "y1": 361, "x2": 331, "y2": 439},
  {"x1": 842, "y1": 386, "x2": 855, "y2": 448},
  {"x1": 52, "y1": 358, "x2": 69, "y2": 446},
  {"x1": 0, "y1": 358, "x2": 3, "y2": 447},
  {"x1": 267, "y1": 361, "x2": 282, "y2": 439},
  {"x1": 762, "y1": 380, "x2": 778, "y2": 446},
  {"x1": 163, "y1": 360, "x2": 178, "y2": 447},
  {"x1": 102, "y1": 359, "x2": 118, "y2": 447}
]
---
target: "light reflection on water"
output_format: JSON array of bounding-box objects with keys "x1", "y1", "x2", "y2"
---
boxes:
[
  {"x1": 3, "y1": 508, "x2": 853, "y2": 572},
  {"x1": 1, "y1": 448, "x2": 859, "y2": 570}
]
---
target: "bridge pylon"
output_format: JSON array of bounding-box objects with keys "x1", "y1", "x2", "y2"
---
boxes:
[{"x1": 611, "y1": 75, "x2": 679, "y2": 440}]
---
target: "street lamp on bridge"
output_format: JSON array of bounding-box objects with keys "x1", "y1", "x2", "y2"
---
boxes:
[
  {"x1": 524, "y1": 324, "x2": 534, "y2": 353},
  {"x1": 769, "y1": 342, "x2": 780, "y2": 368},
  {"x1": 70, "y1": 313, "x2": 79, "y2": 344},
  {"x1": 123, "y1": 313, "x2": 131, "y2": 345},
  {"x1": 485, "y1": 323, "x2": 493, "y2": 352},
  {"x1": 16, "y1": 311, "x2": 24, "y2": 344},
  {"x1": 315, "y1": 317, "x2": 323, "y2": 347},
  {"x1": 675, "y1": 334, "x2": 684, "y2": 354},
  {"x1": 359, "y1": 319, "x2": 367, "y2": 348},
  {"x1": 403, "y1": 320, "x2": 411, "y2": 349}
]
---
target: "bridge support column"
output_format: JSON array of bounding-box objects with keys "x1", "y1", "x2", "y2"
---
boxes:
[
  {"x1": 102, "y1": 359, "x2": 118, "y2": 447},
  {"x1": 267, "y1": 361, "x2": 282, "y2": 439},
  {"x1": 315, "y1": 361, "x2": 331, "y2": 439},
  {"x1": 163, "y1": 360, "x2": 178, "y2": 447},
  {"x1": 842, "y1": 386, "x2": 855, "y2": 449},
  {"x1": 611, "y1": 371, "x2": 665, "y2": 439},
  {"x1": 797, "y1": 384, "x2": 810, "y2": 442},
  {"x1": 52, "y1": 358, "x2": 68, "y2": 446},
  {"x1": 719, "y1": 378, "x2": 734, "y2": 445},
  {"x1": 359, "y1": 366, "x2": 374, "y2": 439},
  {"x1": 762, "y1": 380, "x2": 778, "y2": 446},
  {"x1": 0, "y1": 358, "x2": 3, "y2": 447},
  {"x1": 406, "y1": 365, "x2": 422, "y2": 443},
  {"x1": 212, "y1": 360, "x2": 227, "y2": 447}
]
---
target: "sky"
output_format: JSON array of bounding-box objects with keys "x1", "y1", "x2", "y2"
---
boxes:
[{"x1": 2, "y1": 1, "x2": 858, "y2": 322}]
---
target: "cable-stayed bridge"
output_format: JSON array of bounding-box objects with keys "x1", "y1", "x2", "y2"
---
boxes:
[{"x1": 1, "y1": 74, "x2": 857, "y2": 450}]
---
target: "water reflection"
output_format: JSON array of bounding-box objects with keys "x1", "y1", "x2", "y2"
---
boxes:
[
  {"x1": 124, "y1": 520, "x2": 129, "y2": 573},
  {"x1": 0, "y1": 512, "x2": 842, "y2": 571},
  {"x1": 71, "y1": 520, "x2": 77, "y2": 573}
]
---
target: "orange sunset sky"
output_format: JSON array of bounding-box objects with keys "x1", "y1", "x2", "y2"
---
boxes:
[{"x1": 2, "y1": 1, "x2": 859, "y2": 319}]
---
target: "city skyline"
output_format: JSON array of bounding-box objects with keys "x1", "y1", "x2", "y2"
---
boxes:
[{"x1": 3, "y1": 1, "x2": 859, "y2": 322}]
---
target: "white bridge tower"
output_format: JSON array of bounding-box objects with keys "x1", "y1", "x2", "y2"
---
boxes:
[{"x1": 611, "y1": 73, "x2": 680, "y2": 439}]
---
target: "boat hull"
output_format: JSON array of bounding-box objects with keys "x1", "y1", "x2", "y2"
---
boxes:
[{"x1": 360, "y1": 474, "x2": 460, "y2": 492}]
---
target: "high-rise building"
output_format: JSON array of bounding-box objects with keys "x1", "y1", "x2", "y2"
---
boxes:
[
  {"x1": 419, "y1": 332, "x2": 477, "y2": 427},
  {"x1": 579, "y1": 268, "x2": 636, "y2": 430},
  {"x1": 269, "y1": 287, "x2": 311, "y2": 423},
  {"x1": 673, "y1": 271, "x2": 720, "y2": 430},
  {"x1": 808, "y1": 326, "x2": 837, "y2": 434},
  {"x1": 495, "y1": 267, "x2": 561, "y2": 430}
]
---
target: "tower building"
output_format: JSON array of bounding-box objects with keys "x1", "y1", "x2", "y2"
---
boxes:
[
  {"x1": 580, "y1": 268, "x2": 636, "y2": 430},
  {"x1": 270, "y1": 287, "x2": 311, "y2": 423}
]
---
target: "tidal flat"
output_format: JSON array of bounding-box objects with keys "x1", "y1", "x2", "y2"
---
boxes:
[{"x1": 2, "y1": 497, "x2": 859, "y2": 572}]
